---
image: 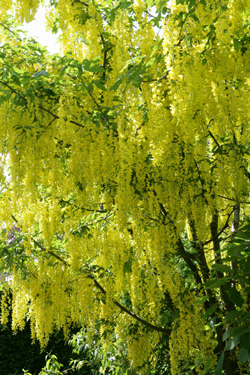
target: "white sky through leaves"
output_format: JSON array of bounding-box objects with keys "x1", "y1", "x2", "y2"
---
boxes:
[{"x1": 20, "y1": 1, "x2": 60, "y2": 54}]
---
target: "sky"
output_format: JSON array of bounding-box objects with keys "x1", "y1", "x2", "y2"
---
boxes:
[{"x1": 20, "y1": 1, "x2": 60, "y2": 54}]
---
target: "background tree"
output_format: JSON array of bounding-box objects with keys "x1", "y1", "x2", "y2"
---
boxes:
[{"x1": 0, "y1": 1, "x2": 250, "y2": 374}]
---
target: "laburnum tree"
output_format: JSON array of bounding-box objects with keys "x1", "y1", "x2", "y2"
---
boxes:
[{"x1": 1, "y1": 0, "x2": 250, "y2": 374}]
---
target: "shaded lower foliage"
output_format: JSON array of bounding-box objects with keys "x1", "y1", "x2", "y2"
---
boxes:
[{"x1": 0, "y1": 292, "x2": 92, "y2": 375}]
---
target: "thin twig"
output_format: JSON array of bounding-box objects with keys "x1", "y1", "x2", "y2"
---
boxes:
[
  {"x1": 59, "y1": 199, "x2": 105, "y2": 213},
  {"x1": 218, "y1": 195, "x2": 250, "y2": 204},
  {"x1": 141, "y1": 72, "x2": 168, "y2": 83},
  {"x1": 38, "y1": 106, "x2": 85, "y2": 129},
  {"x1": 0, "y1": 21, "x2": 16, "y2": 35},
  {"x1": 0, "y1": 80, "x2": 26, "y2": 101},
  {"x1": 175, "y1": 0, "x2": 202, "y2": 46}
]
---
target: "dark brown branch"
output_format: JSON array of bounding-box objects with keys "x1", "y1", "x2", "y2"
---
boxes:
[
  {"x1": 59, "y1": 199, "x2": 105, "y2": 213},
  {"x1": 38, "y1": 106, "x2": 85, "y2": 129},
  {"x1": 0, "y1": 80, "x2": 86, "y2": 130},
  {"x1": 158, "y1": 201, "x2": 168, "y2": 218},
  {"x1": 210, "y1": 212, "x2": 235, "y2": 311},
  {"x1": 192, "y1": 156, "x2": 207, "y2": 203},
  {"x1": 187, "y1": 216, "x2": 211, "y2": 286},
  {"x1": 208, "y1": 130, "x2": 220, "y2": 147},
  {"x1": 81, "y1": 82, "x2": 118, "y2": 136},
  {"x1": 99, "y1": 32, "x2": 110, "y2": 85},
  {"x1": 44, "y1": 116, "x2": 57, "y2": 131},
  {"x1": 218, "y1": 195, "x2": 236, "y2": 202},
  {"x1": 91, "y1": 276, "x2": 170, "y2": 335},
  {"x1": 81, "y1": 209, "x2": 118, "y2": 228},
  {"x1": 204, "y1": 208, "x2": 234, "y2": 246},
  {"x1": 82, "y1": 82, "x2": 101, "y2": 109},
  {"x1": 0, "y1": 22, "x2": 16, "y2": 35},
  {"x1": 32, "y1": 238, "x2": 68, "y2": 266},
  {"x1": 176, "y1": 238, "x2": 203, "y2": 286},
  {"x1": 218, "y1": 195, "x2": 250, "y2": 204},
  {"x1": 141, "y1": 72, "x2": 168, "y2": 83},
  {"x1": 0, "y1": 80, "x2": 26, "y2": 101},
  {"x1": 153, "y1": 193, "x2": 203, "y2": 286}
]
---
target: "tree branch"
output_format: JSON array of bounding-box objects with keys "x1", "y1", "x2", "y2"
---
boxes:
[
  {"x1": 204, "y1": 208, "x2": 234, "y2": 246},
  {"x1": 90, "y1": 276, "x2": 170, "y2": 335},
  {"x1": 0, "y1": 80, "x2": 86, "y2": 130},
  {"x1": 11, "y1": 214, "x2": 169, "y2": 335},
  {"x1": 38, "y1": 106, "x2": 85, "y2": 129},
  {"x1": 59, "y1": 199, "x2": 105, "y2": 213},
  {"x1": 218, "y1": 195, "x2": 250, "y2": 204},
  {"x1": 0, "y1": 21, "x2": 16, "y2": 35},
  {"x1": 208, "y1": 130, "x2": 220, "y2": 147},
  {"x1": 0, "y1": 80, "x2": 26, "y2": 101},
  {"x1": 210, "y1": 212, "x2": 235, "y2": 311}
]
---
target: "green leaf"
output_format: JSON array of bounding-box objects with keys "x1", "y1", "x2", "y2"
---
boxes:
[
  {"x1": 223, "y1": 327, "x2": 236, "y2": 342},
  {"x1": 87, "y1": 82, "x2": 93, "y2": 93},
  {"x1": 228, "y1": 245, "x2": 245, "y2": 257},
  {"x1": 77, "y1": 31, "x2": 90, "y2": 45},
  {"x1": 189, "y1": 12, "x2": 199, "y2": 22},
  {"x1": 228, "y1": 287, "x2": 244, "y2": 308},
  {"x1": 239, "y1": 331, "x2": 250, "y2": 351},
  {"x1": 93, "y1": 80, "x2": 107, "y2": 91},
  {"x1": 188, "y1": 0, "x2": 196, "y2": 9},
  {"x1": 179, "y1": 11, "x2": 187, "y2": 21},
  {"x1": 213, "y1": 263, "x2": 231, "y2": 273},
  {"x1": 60, "y1": 66, "x2": 68, "y2": 76},
  {"x1": 78, "y1": 66, "x2": 83, "y2": 79},
  {"x1": 204, "y1": 303, "x2": 218, "y2": 317},
  {"x1": 238, "y1": 347, "x2": 249, "y2": 364},
  {"x1": 110, "y1": 77, "x2": 123, "y2": 91},
  {"x1": 12, "y1": 75, "x2": 21, "y2": 85},
  {"x1": 195, "y1": 295, "x2": 209, "y2": 305},
  {"x1": 205, "y1": 277, "x2": 229, "y2": 289},
  {"x1": 21, "y1": 77, "x2": 31, "y2": 88},
  {"x1": 221, "y1": 4, "x2": 228, "y2": 11},
  {"x1": 84, "y1": 63, "x2": 105, "y2": 73},
  {"x1": 225, "y1": 310, "x2": 242, "y2": 322},
  {"x1": 216, "y1": 352, "x2": 224, "y2": 375},
  {"x1": 32, "y1": 70, "x2": 47, "y2": 78},
  {"x1": 123, "y1": 261, "x2": 132, "y2": 276},
  {"x1": 43, "y1": 88, "x2": 57, "y2": 97},
  {"x1": 224, "y1": 336, "x2": 240, "y2": 351},
  {"x1": 223, "y1": 325, "x2": 249, "y2": 345},
  {"x1": 235, "y1": 228, "x2": 250, "y2": 239},
  {"x1": 233, "y1": 38, "x2": 242, "y2": 52},
  {"x1": 232, "y1": 325, "x2": 249, "y2": 340},
  {"x1": 202, "y1": 358, "x2": 212, "y2": 374},
  {"x1": 132, "y1": 80, "x2": 140, "y2": 88},
  {"x1": 237, "y1": 313, "x2": 250, "y2": 326}
]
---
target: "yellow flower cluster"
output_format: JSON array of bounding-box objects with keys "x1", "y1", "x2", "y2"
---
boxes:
[{"x1": 0, "y1": 0, "x2": 250, "y2": 373}]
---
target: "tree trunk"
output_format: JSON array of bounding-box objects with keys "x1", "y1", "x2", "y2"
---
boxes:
[{"x1": 223, "y1": 351, "x2": 239, "y2": 375}]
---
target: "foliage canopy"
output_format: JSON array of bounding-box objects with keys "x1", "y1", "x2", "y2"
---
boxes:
[{"x1": 0, "y1": 0, "x2": 250, "y2": 374}]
